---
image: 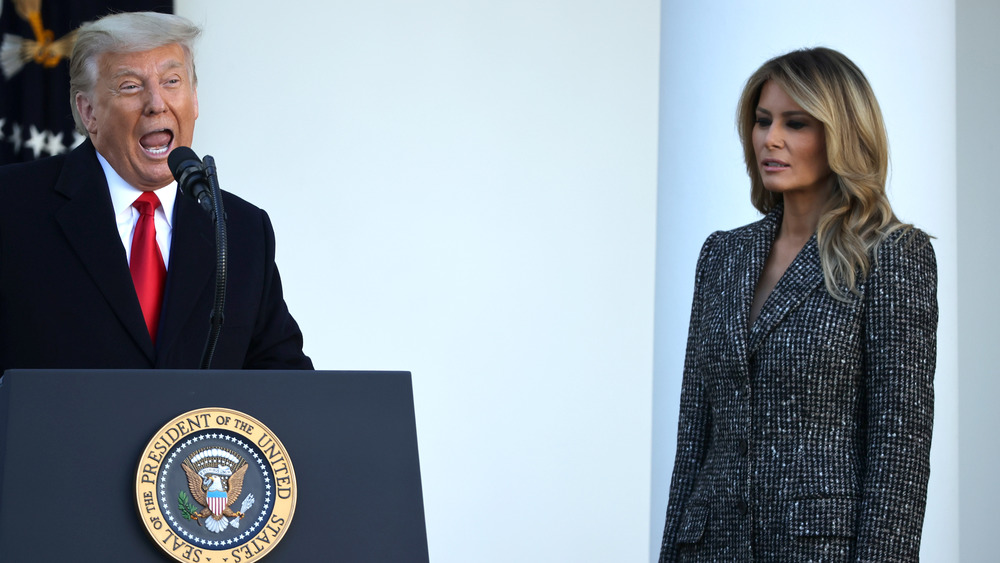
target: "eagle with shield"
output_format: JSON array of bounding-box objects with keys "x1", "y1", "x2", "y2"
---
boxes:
[{"x1": 180, "y1": 447, "x2": 256, "y2": 533}]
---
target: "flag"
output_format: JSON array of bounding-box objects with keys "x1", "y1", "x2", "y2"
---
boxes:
[{"x1": 0, "y1": 0, "x2": 173, "y2": 165}]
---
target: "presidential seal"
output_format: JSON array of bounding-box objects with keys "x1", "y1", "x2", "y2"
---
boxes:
[{"x1": 136, "y1": 408, "x2": 296, "y2": 562}]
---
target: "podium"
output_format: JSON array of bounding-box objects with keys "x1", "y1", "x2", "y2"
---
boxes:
[{"x1": 0, "y1": 370, "x2": 429, "y2": 562}]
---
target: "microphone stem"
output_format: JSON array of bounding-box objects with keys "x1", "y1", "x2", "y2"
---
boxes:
[{"x1": 199, "y1": 155, "x2": 227, "y2": 369}]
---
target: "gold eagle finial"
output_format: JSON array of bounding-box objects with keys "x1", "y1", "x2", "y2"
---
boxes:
[{"x1": 1, "y1": 0, "x2": 78, "y2": 79}]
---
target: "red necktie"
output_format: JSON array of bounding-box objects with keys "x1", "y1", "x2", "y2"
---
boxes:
[{"x1": 130, "y1": 192, "x2": 166, "y2": 343}]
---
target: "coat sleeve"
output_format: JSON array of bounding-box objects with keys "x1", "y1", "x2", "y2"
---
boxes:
[
  {"x1": 855, "y1": 230, "x2": 937, "y2": 562},
  {"x1": 658, "y1": 232, "x2": 719, "y2": 562},
  {"x1": 243, "y1": 209, "x2": 313, "y2": 370}
]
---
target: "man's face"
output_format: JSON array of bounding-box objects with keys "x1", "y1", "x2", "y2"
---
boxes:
[{"x1": 76, "y1": 43, "x2": 198, "y2": 191}]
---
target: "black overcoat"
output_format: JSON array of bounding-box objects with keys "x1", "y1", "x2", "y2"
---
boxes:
[{"x1": 0, "y1": 140, "x2": 312, "y2": 372}]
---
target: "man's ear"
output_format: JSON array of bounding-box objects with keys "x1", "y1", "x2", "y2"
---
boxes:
[{"x1": 75, "y1": 92, "x2": 98, "y2": 135}]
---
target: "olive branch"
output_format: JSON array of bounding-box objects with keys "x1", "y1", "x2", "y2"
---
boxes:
[{"x1": 178, "y1": 491, "x2": 199, "y2": 520}]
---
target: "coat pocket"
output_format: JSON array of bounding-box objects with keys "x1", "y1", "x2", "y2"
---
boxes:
[
  {"x1": 676, "y1": 503, "x2": 709, "y2": 544},
  {"x1": 788, "y1": 497, "x2": 859, "y2": 538}
]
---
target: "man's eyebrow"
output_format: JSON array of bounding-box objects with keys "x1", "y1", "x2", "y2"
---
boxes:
[
  {"x1": 110, "y1": 67, "x2": 140, "y2": 80},
  {"x1": 109, "y1": 59, "x2": 185, "y2": 80},
  {"x1": 159, "y1": 59, "x2": 185, "y2": 72}
]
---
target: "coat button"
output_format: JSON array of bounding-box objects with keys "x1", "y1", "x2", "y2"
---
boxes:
[
  {"x1": 736, "y1": 499, "x2": 748, "y2": 516},
  {"x1": 738, "y1": 438, "x2": 748, "y2": 456}
]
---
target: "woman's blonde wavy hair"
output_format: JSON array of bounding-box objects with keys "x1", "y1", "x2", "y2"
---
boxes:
[{"x1": 736, "y1": 47, "x2": 908, "y2": 300}]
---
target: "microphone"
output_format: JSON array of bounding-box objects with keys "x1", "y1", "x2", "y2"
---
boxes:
[
  {"x1": 168, "y1": 146, "x2": 213, "y2": 211},
  {"x1": 167, "y1": 146, "x2": 230, "y2": 368}
]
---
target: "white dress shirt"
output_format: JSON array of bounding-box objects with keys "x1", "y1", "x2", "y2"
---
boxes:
[{"x1": 96, "y1": 152, "x2": 177, "y2": 269}]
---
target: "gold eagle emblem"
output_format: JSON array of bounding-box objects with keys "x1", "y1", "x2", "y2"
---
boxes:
[{"x1": 179, "y1": 447, "x2": 256, "y2": 534}]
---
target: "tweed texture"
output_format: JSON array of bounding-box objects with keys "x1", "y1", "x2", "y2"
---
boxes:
[{"x1": 659, "y1": 205, "x2": 937, "y2": 563}]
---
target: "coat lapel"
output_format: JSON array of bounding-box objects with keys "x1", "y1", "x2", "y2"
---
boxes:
[
  {"x1": 154, "y1": 193, "x2": 214, "y2": 365},
  {"x1": 747, "y1": 228, "x2": 824, "y2": 357},
  {"x1": 725, "y1": 207, "x2": 781, "y2": 370},
  {"x1": 53, "y1": 140, "x2": 155, "y2": 360}
]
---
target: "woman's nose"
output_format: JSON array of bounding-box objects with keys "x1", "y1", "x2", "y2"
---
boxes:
[{"x1": 764, "y1": 125, "x2": 783, "y2": 148}]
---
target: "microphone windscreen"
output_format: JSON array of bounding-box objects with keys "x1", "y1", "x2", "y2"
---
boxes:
[{"x1": 168, "y1": 146, "x2": 202, "y2": 179}]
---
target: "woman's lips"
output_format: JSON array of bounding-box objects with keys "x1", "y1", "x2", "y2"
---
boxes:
[{"x1": 761, "y1": 158, "x2": 789, "y2": 172}]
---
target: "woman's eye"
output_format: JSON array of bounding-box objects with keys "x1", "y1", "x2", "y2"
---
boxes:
[
  {"x1": 787, "y1": 121, "x2": 806, "y2": 130},
  {"x1": 755, "y1": 118, "x2": 771, "y2": 127}
]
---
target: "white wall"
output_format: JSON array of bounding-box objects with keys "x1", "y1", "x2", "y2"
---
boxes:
[
  {"x1": 650, "y1": 1, "x2": 958, "y2": 561},
  {"x1": 166, "y1": 1, "x2": 969, "y2": 560},
  {"x1": 174, "y1": 1, "x2": 661, "y2": 561}
]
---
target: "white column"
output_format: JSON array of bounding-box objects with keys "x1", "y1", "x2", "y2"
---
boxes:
[
  {"x1": 956, "y1": 0, "x2": 1000, "y2": 560},
  {"x1": 650, "y1": 2, "x2": 958, "y2": 560}
]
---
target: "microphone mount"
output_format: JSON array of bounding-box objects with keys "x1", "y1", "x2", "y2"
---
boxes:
[{"x1": 167, "y1": 146, "x2": 228, "y2": 369}]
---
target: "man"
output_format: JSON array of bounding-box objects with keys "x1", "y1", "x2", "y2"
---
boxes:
[{"x1": 0, "y1": 12, "x2": 312, "y2": 371}]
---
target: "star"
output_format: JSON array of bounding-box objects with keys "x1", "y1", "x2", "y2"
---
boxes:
[
  {"x1": 25, "y1": 126, "x2": 47, "y2": 158},
  {"x1": 44, "y1": 131, "x2": 66, "y2": 156},
  {"x1": 10, "y1": 123, "x2": 22, "y2": 153},
  {"x1": 0, "y1": 118, "x2": 6, "y2": 142},
  {"x1": 71, "y1": 131, "x2": 85, "y2": 149}
]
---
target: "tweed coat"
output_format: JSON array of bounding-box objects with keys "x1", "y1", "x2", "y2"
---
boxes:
[{"x1": 658, "y1": 205, "x2": 937, "y2": 562}]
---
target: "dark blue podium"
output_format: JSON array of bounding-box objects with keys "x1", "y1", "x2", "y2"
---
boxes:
[{"x1": 0, "y1": 370, "x2": 428, "y2": 562}]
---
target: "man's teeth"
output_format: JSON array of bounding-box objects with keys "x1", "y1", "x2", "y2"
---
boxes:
[{"x1": 146, "y1": 145, "x2": 169, "y2": 155}]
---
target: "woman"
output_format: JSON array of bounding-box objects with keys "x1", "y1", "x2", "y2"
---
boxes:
[{"x1": 658, "y1": 48, "x2": 937, "y2": 562}]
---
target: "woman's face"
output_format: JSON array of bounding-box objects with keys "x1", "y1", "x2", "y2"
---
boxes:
[{"x1": 752, "y1": 81, "x2": 832, "y2": 198}]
